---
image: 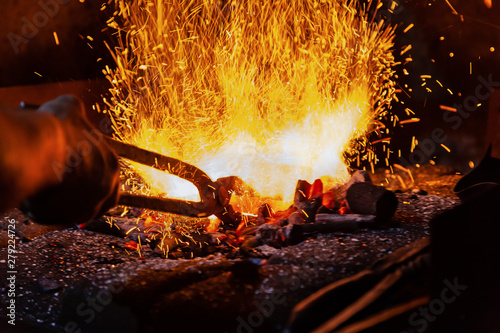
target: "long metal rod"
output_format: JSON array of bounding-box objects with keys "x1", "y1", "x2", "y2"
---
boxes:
[{"x1": 118, "y1": 193, "x2": 211, "y2": 218}]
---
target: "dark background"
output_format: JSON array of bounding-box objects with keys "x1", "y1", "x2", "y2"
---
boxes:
[
  {"x1": 388, "y1": 0, "x2": 500, "y2": 171},
  {"x1": 0, "y1": 0, "x2": 499, "y2": 171},
  {"x1": 0, "y1": 0, "x2": 114, "y2": 87}
]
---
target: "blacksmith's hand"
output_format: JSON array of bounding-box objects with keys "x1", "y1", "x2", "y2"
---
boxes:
[{"x1": 20, "y1": 95, "x2": 120, "y2": 225}]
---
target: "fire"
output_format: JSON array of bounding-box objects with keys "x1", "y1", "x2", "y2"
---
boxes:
[{"x1": 103, "y1": 0, "x2": 397, "y2": 208}]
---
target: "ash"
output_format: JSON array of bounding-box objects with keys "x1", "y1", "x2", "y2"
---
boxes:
[{"x1": 0, "y1": 166, "x2": 460, "y2": 333}]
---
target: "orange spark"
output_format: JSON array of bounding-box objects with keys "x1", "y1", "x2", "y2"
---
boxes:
[
  {"x1": 53, "y1": 32, "x2": 60, "y2": 45},
  {"x1": 440, "y1": 105, "x2": 457, "y2": 112}
]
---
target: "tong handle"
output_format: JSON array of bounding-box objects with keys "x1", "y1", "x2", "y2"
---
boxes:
[
  {"x1": 105, "y1": 137, "x2": 214, "y2": 193},
  {"x1": 118, "y1": 193, "x2": 212, "y2": 218}
]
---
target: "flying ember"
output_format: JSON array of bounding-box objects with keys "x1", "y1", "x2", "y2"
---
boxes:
[{"x1": 103, "y1": 0, "x2": 397, "y2": 208}]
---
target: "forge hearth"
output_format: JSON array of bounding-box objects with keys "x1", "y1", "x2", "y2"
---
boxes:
[
  {"x1": 78, "y1": 168, "x2": 401, "y2": 260},
  {"x1": 0, "y1": 166, "x2": 462, "y2": 333}
]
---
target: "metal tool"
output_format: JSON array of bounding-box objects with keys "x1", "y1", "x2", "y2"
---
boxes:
[
  {"x1": 19, "y1": 101, "x2": 239, "y2": 226},
  {"x1": 106, "y1": 137, "x2": 237, "y2": 225}
]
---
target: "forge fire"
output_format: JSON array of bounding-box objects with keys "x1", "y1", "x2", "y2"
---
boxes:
[{"x1": 104, "y1": 0, "x2": 398, "y2": 204}]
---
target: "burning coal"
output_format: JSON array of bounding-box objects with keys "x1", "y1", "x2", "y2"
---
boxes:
[{"x1": 102, "y1": 0, "x2": 397, "y2": 207}]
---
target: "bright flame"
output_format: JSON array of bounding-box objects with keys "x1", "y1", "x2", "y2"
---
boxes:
[{"x1": 103, "y1": 0, "x2": 396, "y2": 205}]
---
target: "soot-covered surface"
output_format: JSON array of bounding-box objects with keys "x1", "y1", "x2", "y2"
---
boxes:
[{"x1": 0, "y1": 166, "x2": 460, "y2": 333}]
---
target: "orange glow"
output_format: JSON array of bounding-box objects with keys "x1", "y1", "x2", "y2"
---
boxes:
[
  {"x1": 104, "y1": 0, "x2": 397, "y2": 209},
  {"x1": 206, "y1": 215, "x2": 220, "y2": 233}
]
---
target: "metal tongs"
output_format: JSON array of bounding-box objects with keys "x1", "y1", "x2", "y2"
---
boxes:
[
  {"x1": 106, "y1": 138, "x2": 238, "y2": 225},
  {"x1": 19, "y1": 101, "x2": 238, "y2": 225}
]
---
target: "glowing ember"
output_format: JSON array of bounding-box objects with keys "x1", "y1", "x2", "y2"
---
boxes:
[{"x1": 103, "y1": 0, "x2": 397, "y2": 208}]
